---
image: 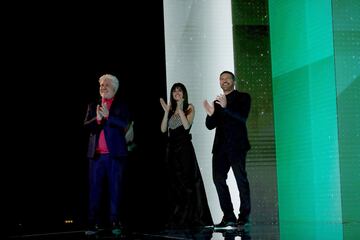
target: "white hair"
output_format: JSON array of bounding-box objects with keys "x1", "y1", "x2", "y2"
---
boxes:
[{"x1": 99, "y1": 74, "x2": 119, "y2": 93}]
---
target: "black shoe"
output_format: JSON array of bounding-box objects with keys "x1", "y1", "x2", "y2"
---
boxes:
[
  {"x1": 214, "y1": 217, "x2": 237, "y2": 230},
  {"x1": 237, "y1": 217, "x2": 250, "y2": 226}
]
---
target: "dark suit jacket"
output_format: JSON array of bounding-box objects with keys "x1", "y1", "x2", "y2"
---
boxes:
[
  {"x1": 84, "y1": 97, "x2": 130, "y2": 158},
  {"x1": 205, "y1": 90, "x2": 251, "y2": 153}
]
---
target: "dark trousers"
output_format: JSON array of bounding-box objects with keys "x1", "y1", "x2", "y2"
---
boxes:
[
  {"x1": 88, "y1": 154, "x2": 127, "y2": 225},
  {"x1": 212, "y1": 149, "x2": 251, "y2": 220}
]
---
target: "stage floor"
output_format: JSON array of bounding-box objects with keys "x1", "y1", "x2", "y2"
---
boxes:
[
  {"x1": 7, "y1": 223, "x2": 278, "y2": 239},
  {"x1": 9, "y1": 222, "x2": 360, "y2": 239}
]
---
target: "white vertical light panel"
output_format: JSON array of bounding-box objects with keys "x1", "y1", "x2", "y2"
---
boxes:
[{"x1": 163, "y1": 0, "x2": 235, "y2": 223}]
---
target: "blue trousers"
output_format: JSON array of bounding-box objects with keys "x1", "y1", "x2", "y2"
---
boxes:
[{"x1": 88, "y1": 154, "x2": 127, "y2": 225}]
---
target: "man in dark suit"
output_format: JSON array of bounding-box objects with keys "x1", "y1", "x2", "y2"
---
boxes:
[
  {"x1": 203, "y1": 71, "x2": 251, "y2": 229},
  {"x1": 84, "y1": 74, "x2": 130, "y2": 236}
]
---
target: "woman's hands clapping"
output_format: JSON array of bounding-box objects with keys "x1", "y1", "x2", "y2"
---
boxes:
[{"x1": 160, "y1": 98, "x2": 170, "y2": 113}]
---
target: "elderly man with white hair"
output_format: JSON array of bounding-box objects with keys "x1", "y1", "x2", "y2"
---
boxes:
[{"x1": 84, "y1": 73, "x2": 131, "y2": 236}]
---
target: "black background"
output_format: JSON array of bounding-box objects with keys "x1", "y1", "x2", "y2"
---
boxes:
[{"x1": 4, "y1": 2, "x2": 169, "y2": 235}]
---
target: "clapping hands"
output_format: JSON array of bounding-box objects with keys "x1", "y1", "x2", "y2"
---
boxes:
[
  {"x1": 160, "y1": 98, "x2": 170, "y2": 113},
  {"x1": 215, "y1": 94, "x2": 227, "y2": 108},
  {"x1": 203, "y1": 100, "x2": 214, "y2": 116},
  {"x1": 96, "y1": 102, "x2": 109, "y2": 120},
  {"x1": 203, "y1": 94, "x2": 227, "y2": 116},
  {"x1": 176, "y1": 99, "x2": 184, "y2": 111}
]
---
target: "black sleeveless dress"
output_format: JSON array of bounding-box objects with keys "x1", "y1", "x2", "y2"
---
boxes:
[{"x1": 165, "y1": 114, "x2": 213, "y2": 229}]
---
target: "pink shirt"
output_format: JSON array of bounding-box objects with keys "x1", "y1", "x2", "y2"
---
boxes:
[{"x1": 96, "y1": 98, "x2": 114, "y2": 154}]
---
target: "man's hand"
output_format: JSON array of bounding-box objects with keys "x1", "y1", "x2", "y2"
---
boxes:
[
  {"x1": 100, "y1": 102, "x2": 109, "y2": 118},
  {"x1": 203, "y1": 100, "x2": 214, "y2": 116},
  {"x1": 215, "y1": 94, "x2": 227, "y2": 108},
  {"x1": 96, "y1": 104, "x2": 104, "y2": 121}
]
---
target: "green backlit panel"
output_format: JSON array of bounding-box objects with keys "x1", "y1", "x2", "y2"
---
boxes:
[
  {"x1": 280, "y1": 222, "x2": 344, "y2": 240},
  {"x1": 270, "y1": 1, "x2": 334, "y2": 77},
  {"x1": 232, "y1": 0, "x2": 278, "y2": 224},
  {"x1": 333, "y1": 0, "x2": 360, "y2": 238},
  {"x1": 269, "y1": 0, "x2": 343, "y2": 233}
]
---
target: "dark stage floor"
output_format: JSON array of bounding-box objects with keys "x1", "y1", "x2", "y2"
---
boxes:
[
  {"x1": 9, "y1": 222, "x2": 360, "y2": 239},
  {"x1": 7, "y1": 224, "x2": 278, "y2": 239}
]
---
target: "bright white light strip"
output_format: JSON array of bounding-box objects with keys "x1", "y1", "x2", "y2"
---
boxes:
[{"x1": 163, "y1": 0, "x2": 237, "y2": 224}]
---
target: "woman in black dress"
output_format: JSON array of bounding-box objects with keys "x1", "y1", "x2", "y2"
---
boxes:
[{"x1": 160, "y1": 83, "x2": 213, "y2": 229}]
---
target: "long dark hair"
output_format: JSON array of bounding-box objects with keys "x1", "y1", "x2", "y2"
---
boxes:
[{"x1": 169, "y1": 82, "x2": 190, "y2": 116}]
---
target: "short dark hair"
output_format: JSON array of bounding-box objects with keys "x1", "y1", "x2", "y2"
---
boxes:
[{"x1": 220, "y1": 71, "x2": 235, "y2": 80}]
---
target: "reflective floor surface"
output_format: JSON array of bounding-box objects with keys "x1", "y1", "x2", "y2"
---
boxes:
[
  {"x1": 7, "y1": 224, "x2": 277, "y2": 240},
  {"x1": 8, "y1": 222, "x2": 360, "y2": 239}
]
